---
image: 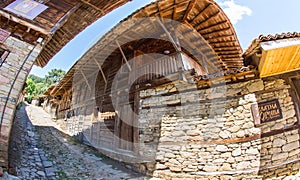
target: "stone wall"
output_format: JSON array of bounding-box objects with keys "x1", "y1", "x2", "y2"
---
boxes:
[
  {"x1": 0, "y1": 37, "x2": 41, "y2": 167},
  {"x1": 139, "y1": 77, "x2": 300, "y2": 179}
]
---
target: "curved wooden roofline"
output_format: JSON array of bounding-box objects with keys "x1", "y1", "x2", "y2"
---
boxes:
[
  {"x1": 34, "y1": 0, "x2": 243, "y2": 69},
  {"x1": 78, "y1": 0, "x2": 243, "y2": 70},
  {"x1": 33, "y1": 0, "x2": 131, "y2": 67}
]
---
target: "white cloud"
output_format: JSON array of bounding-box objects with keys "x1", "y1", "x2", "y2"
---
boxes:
[{"x1": 217, "y1": 0, "x2": 252, "y2": 25}]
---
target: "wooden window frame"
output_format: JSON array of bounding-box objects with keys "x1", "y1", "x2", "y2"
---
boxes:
[{"x1": 0, "y1": 47, "x2": 10, "y2": 67}]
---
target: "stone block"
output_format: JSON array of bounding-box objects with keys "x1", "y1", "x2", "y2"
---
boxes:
[
  {"x1": 169, "y1": 166, "x2": 182, "y2": 172},
  {"x1": 156, "y1": 163, "x2": 167, "y2": 170},
  {"x1": 203, "y1": 165, "x2": 218, "y2": 172},
  {"x1": 229, "y1": 126, "x2": 240, "y2": 133},
  {"x1": 219, "y1": 130, "x2": 231, "y2": 139},
  {"x1": 289, "y1": 148, "x2": 300, "y2": 157},
  {"x1": 282, "y1": 141, "x2": 299, "y2": 152},
  {"x1": 216, "y1": 145, "x2": 228, "y2": 152},
  {"x1": 221, "y1": 163, "x2": 232, "y2": 171},
  {"x1": 180, "y1": 152, "x2": 194, "y2": 158},
  {"x1": 246, "y1": 148, "x2": 259, "y2": 155},
  {"x1": 232, "y1": 148, "x2": 242, "y2": 157},
  {"x1": 247, "y1": 80, "x2": 264, "y2": 93},
  {"x1": 236, "y1": 161, "x2": 251, "y2": 170},
  {"x1": 272, "y1": 152, "x2": 288, "y2": 161},
  {"x1": 186, "y1": 130, "x2": 201, "y2": 136},
  {"x1": 273, "y1": 138, "x2": 286, "y2": 148},
  {"x1": 164, "y1": 153, "x2": 176, "y2": 158}
]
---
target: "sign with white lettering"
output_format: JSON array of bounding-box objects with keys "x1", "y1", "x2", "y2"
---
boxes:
[
  {"x1": 4, "y1": 0, "x2": 48, "y2": 20},
  {"x1": 252, "y1": 99, "x2": 283, "y2": 124}
]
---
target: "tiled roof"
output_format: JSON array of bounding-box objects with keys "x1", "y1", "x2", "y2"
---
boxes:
[
  {"x1": 243, "y1": 32, "x2": 300, "y2": 58},
  {"x1": 258, "y1": 32, "x2": 300, "y2": 41}
]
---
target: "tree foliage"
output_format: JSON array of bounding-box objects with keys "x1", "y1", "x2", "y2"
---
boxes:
[
  {"x1": 45, "y1": 69, "x2": 66, "y2": 86},
  {"x1": 25, "y1": 69, "x2": 66, "y2": 103}
]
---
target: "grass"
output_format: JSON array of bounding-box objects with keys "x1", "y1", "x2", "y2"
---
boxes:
[
  {"x1": 57, "y1": 170, "x2": 69, "y2": 180},
  {"x1": 16, "y1": 102, "x2": 23, "y2": 110}
]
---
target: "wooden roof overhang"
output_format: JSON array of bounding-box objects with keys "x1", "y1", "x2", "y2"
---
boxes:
[
  {"x1": 73, "y1": 0, "x2": 244, "y2": 70},
  {"x1": 243, "y1": 32, "x2": 300, "y2": 78},
  {"x1": 0, "y1": 0, "x2": 130, "y2": 66},
  {"x1": 129, "y1": 0, "x2": 243, "y2": 70},
  {"x1": 47, "y1": 0, "x2": 245, "y2": 96}
]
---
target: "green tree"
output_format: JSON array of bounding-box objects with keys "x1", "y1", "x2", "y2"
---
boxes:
[
  {"x1": 45, "y1": 69, "x2": 66, "y2": 86},
  {"x1": 28, "y1": 74, "x2": 44, "y2": 84},
  {"x1": 25, "y1": 78, "x2": 36, "y2": 96},
  {"x1": 24, "y1": 68, "x2": 66, "y2": 103},
  {"x1": 25, "y1": 77, "x2": 37, "y2": 103}
]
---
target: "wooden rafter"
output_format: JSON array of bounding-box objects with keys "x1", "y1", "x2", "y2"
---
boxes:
[
  {"x1": 188, "y1": 2, "x2": 212, "y2": 23},
  {"x1": 81, "y1": 0, "x2": 105, "y2": 15},
  {"x1": 201, "y1": 26, "x2": 231, "y2": 37},
  {"x1": 192, "y1": 10, "x2": 220, "y2": 30},
  {"x1": 196, "y1": 20, "x2": 228, "y2": 33},
  {"x1": 183, "y1": 0, "x2": 196, "y2": 21}
]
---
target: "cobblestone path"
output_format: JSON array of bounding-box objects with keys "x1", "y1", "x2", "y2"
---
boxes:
[{"x1": 6, "y1": 104, "x2": 149, "y2": 180}]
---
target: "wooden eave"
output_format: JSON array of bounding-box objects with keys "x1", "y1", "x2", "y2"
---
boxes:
[
  {"x1": 243, "y1": 32, "x2": 300, "y2": 78},
  {"x1": 51, "y1": 0, "x2": 246, "y2": 95},
  {"x1": 35, "y1": 0, "x2": 130, "y2": 67},
  {"x1": 74, "y1": 0, "x2": 243, "y2": 72},
  {"x1": 259, "y1": 43, "x2": 300, "y2": 78},
  {"x1": 0, "y1": 0, "x2": 131, "y2": 66}
]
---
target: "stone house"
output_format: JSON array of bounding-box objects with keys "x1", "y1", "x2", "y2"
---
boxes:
[
  {"x1": 0, "y1": 0, "x2": 129, "y2": 168},
  {"x1": 44, "y1": 0, "x2": 300, "y2": 179}
]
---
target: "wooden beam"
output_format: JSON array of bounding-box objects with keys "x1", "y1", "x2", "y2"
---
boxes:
[
  {"x1": 193, "y1": 10, "x2": 220, "y2": 30},
  {"x1": 94, "y1": 59, "x2": 107, "y2": 84},
  {"x1": 201, "y1": 27, "x2": 231, "y2": 37},
  {"x1": 79, "y1": 69, "x2": 92, "y2": 91},
  {"x1": 196, "y1": 20, "x2": 227, "y2": 34},
  {"x1": 116, "y1": 39, "x2": 132, "y2": 71},
  {"x1": 0, "y1": 10, "x2": 50, "y2": 35},
  {"x1": 189, "y1": 2, "x2": 212, "y2": 23},
  {"x1": 50, "y1": 3, "x2": 82, "y2": 34},
  {"x1": 157, "y1": 19, "x2": 181, "y2": 52},
  {"x1": 81, "y1": 0, "x2": 105, "y2": 15},
  {"x1": 183, "y1": 0, "x2": 196, "y2": 21}
]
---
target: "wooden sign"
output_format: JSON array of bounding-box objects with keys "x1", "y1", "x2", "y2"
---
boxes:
[
  {"x1": 251, "y1": 99, "x2": 283, "y2": 124},
  {"x1": 0, "y1": 28, "x2": 10, "y2": 44},
  {"x1": 4, "y1": 0, "x2": 48, "y2": 20}
]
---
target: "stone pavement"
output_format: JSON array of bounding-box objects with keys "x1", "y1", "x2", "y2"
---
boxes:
[{"x1": 3, "y1": 103, "x2": 150, "y2": 180}]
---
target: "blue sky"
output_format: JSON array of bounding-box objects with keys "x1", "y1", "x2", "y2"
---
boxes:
[{"x1": 30, "y1": 0, "x2": 300, "y2": 77}]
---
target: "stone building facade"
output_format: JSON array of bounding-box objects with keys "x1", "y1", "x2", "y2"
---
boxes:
[
  {"x1": 0, "y1": 36, "x2": 41, "y2": 167},
  {"x1": 48, "y1": 67, "x2": 300, "y2": 179},
  {"x1": 0, "y1": 0, "x2": 130, "y2": 170},
  {"x1": 41, "y1": 0, "x2": 300, "y2": 178},
  {"x1": 139, "y1": 77, "x2": 300, "y2": 179}
]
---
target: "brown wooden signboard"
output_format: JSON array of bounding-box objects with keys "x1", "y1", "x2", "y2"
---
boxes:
[{"x1": 251, "y1": 99, "x2": 283, "y2": 124}]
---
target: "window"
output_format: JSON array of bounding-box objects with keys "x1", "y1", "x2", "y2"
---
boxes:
[{"x1": 0, "y1": 48, "x2": 10, "y2": 67}]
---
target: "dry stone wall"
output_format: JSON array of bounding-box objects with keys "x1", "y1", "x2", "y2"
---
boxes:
[
  {"x1": 139, "y1": 78, "x2": 300, "y2": 179},
  {"x1": 0, "y1": 37, "x2": 41, "y2": 167}
]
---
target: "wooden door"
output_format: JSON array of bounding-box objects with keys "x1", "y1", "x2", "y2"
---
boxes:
[{"x1": 115, "y1": 88, "x2": 139, "y2": 152}]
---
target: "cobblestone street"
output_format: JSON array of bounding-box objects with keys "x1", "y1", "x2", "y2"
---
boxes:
[{"x1": 5, "y1": 103, "x2": 149, "y2": 180}]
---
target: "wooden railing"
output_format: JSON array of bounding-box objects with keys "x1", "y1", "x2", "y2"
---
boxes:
[{"x1": 129, "y1": 53, "x2": 181, "y2": 84}]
